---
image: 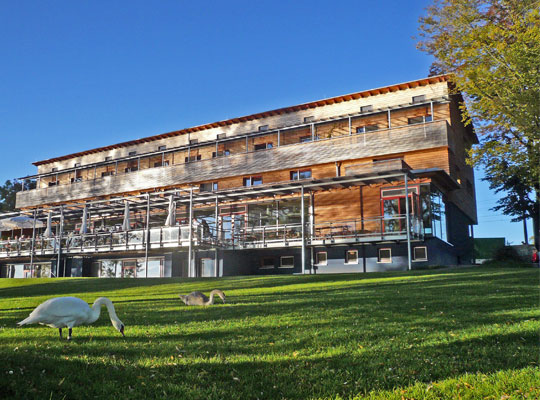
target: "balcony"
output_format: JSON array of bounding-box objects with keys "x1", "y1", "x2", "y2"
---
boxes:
[
  {"x1": 0, "y1": 215, "x2": 423, "y2": 259},
  {"x1": 16, "y1": 120, "x2": 452, "y2": 208}
]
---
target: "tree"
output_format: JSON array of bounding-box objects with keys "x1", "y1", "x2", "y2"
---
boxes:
[
  {"x1": 0, "y1": 179, "x2": 36, "y2": 212},
  {"x1": 417, "y1": 0, "x2": 540, "y2": 247}
]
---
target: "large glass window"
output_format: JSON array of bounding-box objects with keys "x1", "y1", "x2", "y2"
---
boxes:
[{"x1": 419, "y1": 185, "x2": 447, "y2": 241}]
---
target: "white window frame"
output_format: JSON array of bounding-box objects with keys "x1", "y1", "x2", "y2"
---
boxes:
[
  {"x1": 315, "y1": 252, "x2": 327, "y2": 266},
  {"x1": 377, "y1": 248, "x2": 392, "y2": 263},
  {"x1": 413, "y1": 246, "x2": 428, "y2": 262},
  {"x1": 279, "y1": 256, "x2": 294, "y2": 268},
  {"x1": 345, "y1": 250, "x2": 358, "y2": 264}
]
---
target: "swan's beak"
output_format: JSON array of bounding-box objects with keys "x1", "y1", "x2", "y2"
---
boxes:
[{"x1": 120, "y1": 325, "x2": 125, "y2": 337}]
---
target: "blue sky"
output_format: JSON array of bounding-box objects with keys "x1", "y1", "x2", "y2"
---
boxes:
[{"x1": 0, "y1": 1, "x2": 531, "y2": 244}]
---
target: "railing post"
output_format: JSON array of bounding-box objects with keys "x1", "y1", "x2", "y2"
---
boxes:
[{"x1": 56, "y1": 206, "x2": 64, "y2": 278}]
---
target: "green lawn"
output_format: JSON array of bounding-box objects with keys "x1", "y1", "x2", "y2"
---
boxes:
[{"x1": 0, "y1": 266, "x2": 538, "y2": 399}]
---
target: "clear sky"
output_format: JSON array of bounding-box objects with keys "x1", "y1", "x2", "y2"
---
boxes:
[{"x1": 0, "y1": 1, "x2": 531, "y2": 244}]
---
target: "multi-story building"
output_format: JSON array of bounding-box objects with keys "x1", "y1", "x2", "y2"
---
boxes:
[{"x1": 0, "y1": 75, "x2": 477, "y2": 278}]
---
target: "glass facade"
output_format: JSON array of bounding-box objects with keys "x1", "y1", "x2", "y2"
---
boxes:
[{"x1": 98, "y1": 258, "x2": 163, "y2": 278}]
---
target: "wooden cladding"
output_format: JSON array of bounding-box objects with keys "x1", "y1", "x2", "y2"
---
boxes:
[{"x1": 17, "y1": 121, "x2": 452, "y2": 209}]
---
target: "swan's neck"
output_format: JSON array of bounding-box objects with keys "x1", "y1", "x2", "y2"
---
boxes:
[
  {"x1": 205, "y1": 293, "x2": 214, "y2": 306},
  {"x1": 91, "y1": 297, "x2": 119, "y2": 323}
]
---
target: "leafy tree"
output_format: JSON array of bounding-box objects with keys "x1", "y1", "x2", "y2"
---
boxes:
[
  {"x1": 0, "y1": 179, "x2": 36, "y2": 212},
  {"x1": 417, "y1": 0, "x2": 540, "y2": 247}
]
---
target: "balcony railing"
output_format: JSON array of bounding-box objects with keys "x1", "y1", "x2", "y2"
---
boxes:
[
  {"x1": 16, "y1": 120, "x2": 451, "y2": 208},
  {"x1": 0, "y1": 215, "x2": 423, "y2": 259}
]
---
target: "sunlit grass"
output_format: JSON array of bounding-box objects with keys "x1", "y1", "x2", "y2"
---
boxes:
[{"x1": 0, "y1": 266, "x2": 538, "y2": 399}]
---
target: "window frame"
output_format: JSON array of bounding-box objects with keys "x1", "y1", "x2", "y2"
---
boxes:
[
  {"x1": 243, "y1": 176, "x2": 263, "y2": 187},
  {"x1": 377, "y1": 248, "x2": 392, "y2": 263},
  {"x1": 259, "y1": 257, "x2": 275, "y2": 270},
  {"x1": 413, "y1": 246, "x2": 428, "y2": 262},
  {"x1": 290, "y1": 169, "x2": 312, "y2": 181},
  {"x1": 279, "y1": 256, "x2": 295, "y2": 269},
  {"x1": 315, "y1": 252, "x2": 328, "y2": 266},
  {"x1": 345, "y1": 249, "x2": 358, "y2": 264}
]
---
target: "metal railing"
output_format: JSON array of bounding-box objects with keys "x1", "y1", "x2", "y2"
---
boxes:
[{"x1": 0, "y1": 215, "x2": 423, "y2": 258}]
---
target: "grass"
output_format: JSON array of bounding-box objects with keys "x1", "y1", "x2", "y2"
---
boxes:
[{"x1": 0, "y1": 265, "x2": 538, "y2": 399}]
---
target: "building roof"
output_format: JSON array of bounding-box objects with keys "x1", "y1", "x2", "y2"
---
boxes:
[{"x1": 33, "y1": 75, "x2": 450, "y2": 166}]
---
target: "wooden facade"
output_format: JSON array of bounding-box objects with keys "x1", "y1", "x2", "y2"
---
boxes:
[{"x1": 2, "y1": 75, "x2": 478, "y2": 277}]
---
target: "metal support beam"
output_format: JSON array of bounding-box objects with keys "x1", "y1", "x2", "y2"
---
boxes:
[
  {"x1": 387, "y1": 109, "x2": 391, "y2": 129},
  {"x1": 430, "y1": 101, "x2": 434, "y2": 120},
  {"x1": 301, "y1": 185, "x2": 306, "y2": 274},
  {"x1": 348, "y1": 116, "x2": 352, "y2": 135},
  {"x1": 56, "y1": 206, "x2": 64, "y2": 278},
  {"x1": 404, "y1": 173, "x2": 412, "y2": 271},
  {"x1": 29, "y1": 209, "x2": 37, "y2": 276},
  {"x1": 214, "y1": 195, "x2": 219, "y2": 277},
  {"x1": 188, "y1": 188, "x2": 193, "y2": 278},
  {"x1": 144, "y1": 194, "x2": 150, "y2": 277}
]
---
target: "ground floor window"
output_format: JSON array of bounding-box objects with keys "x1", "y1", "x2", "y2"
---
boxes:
[
  {"x1": 345, "y1": 250, "x2": 358, "y2": 264},
  {"x1": 4, "y1": 263, "x2": 51, "y2": 278},
  {"x1": 98, "y1": 257, "x2": 164, "y2": 278},
  {"x1": 316, "y1": 251, "x2": 327, "y2": 265},
  {"x1": 199, "y1": 258, "x2": 215, "y2": 277},
  {"x1": 280, "y1": 256, "x2": 294, "y2": 268},
  {"x1": 378, "y1": 248, "x2": 392, "y2": 263},
  {"x1": 413, "y1": 246, "x2": 428, "y2": 261},
  {"x1": 260, "y1": 257, "x2": 275, "y2": 270}
]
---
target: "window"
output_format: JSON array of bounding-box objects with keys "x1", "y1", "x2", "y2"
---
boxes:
[
  {"x1": 360, "y1": 105, "x2": 373, "y2": 113},
  {"x1": 356, "y1": 124, "x2": 378, "y2": 133},
  {"x1": 124, "y1": 160, "x2": 138, "y2": 173},
  {"x1": 260, "y1": 257, "x2": 274, "y2": 270},
  {"x1": 290, "y1": 169, "x2": 312, "y2": 180},
  {"x1": 408, "y1": 115, "x2": 432, "y2": 125},
  {"x1": 254, "y1": 143, "x2": 272, "y2": 151},
  {"x1": 413, "y1": 246, "x2": 427, "y2": 261},
  {"x1": 345, "y1": 250, "x2": 358, "y2": 264},
  {"x1": 51, "y1": 167, "x2": 58, "y2": 172},
  {"x1": 243, "y1": 176, "x2": 262, "y2": 187},
  {"x1": 412, "y1": 94, "x2": 426, "y2": 103},
  {"x1": 190, "y1": 138, "x2": 198, "y2": 145},
  {"x1": 299, "y1": 135, "x2": 312, "y2": 143},
  {"x1": 154, "y1": 160, "x2": 169, "y2": 167},
  {"x1": 378, "y1": 248, "x2": 392, "y2": 263},
  {"x1": 259, "y1": 125, "x2": 269, "y2": 132},
  {"x1": 48, "y1": 181, "x2": 58, "y2": 186},
  {"x1": 304, "y1": 116, "x2": 314, "y2": 123},
  {"x1": 128, "y1": 151, "x2": 137, "y2": 156},
  {"x1": 212, "y1": 150, "x2": 230, "y2": 157},
  {"x1": 105, "y1": 156, "x2": 112, "y2": 161},
  {"x1": 185, "y1": 155, "x2": 202, "y2": 163},
  {"x1": 316, "y1": 252, "x2": 327, "y2": 265},
  {"x1": 280, "y1": 256, "x2": 294, "y2": 268},
  {"x1": 200, "y1": 182, "x2": 218, "y2": 192},
  {"x1": 101, "y1": 171, "x2": 114, "y2": 177},
  {"x1": 158, "y1": 145, "x2": 166, "y2": 151},
  {"x1": 74, "y1": 163, "x2": 81, "y2": 168},
  {"x1": 217, "y1": 133, "x2": 226, "y2": 140}
]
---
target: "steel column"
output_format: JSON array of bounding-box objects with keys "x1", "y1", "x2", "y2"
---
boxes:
[
  {"x1": 144, "y1": 194, "x2": 150, "y2": 277},
  {"x1": 188, "y1": 188, "x2": 193, "y2": 277},
  {"x1": 301, "y1": 185, "x2": 306, "y2": 274},
  {"x1": 56, "y1": 206, "x2": 64, "y2": 277},
  {"x1": 214, "y1": 195, "x2": 219, "y2": 277},
  {"x1": 404, "y1": 173, "x2": 412, "y2": 271},
  {"x1": 29, "y1": 209, "x2": 37, "y2": 275}
]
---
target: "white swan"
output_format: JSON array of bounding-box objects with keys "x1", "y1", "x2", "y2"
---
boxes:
[
  {"x1": 17, "y1": 297, "x2": 125, "y2": 340},
  {"x1": 179, "y1": 289, "x2": 226, "y2": 306}
]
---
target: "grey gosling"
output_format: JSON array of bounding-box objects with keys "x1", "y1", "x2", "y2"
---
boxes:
[{"x1": 179, "y1": 290, "x2": 226, "y2": 306}]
